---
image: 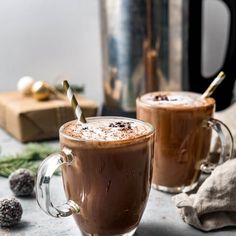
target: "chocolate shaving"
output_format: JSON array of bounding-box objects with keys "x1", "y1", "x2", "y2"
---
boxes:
[
  {"x1": 109, "y1": 121, "x2": 132, "y2": 130},
  {"x1": 153, "y1": 94, "x2": 169, "y2": 101}
]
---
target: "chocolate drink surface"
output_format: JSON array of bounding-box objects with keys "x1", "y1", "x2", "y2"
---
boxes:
[
  {"x1": 60, "y1": 117, "x2": 154, "y2": 235},
  {"x1": 137, "y1": 92, "x2": 215, "y2": 192}
]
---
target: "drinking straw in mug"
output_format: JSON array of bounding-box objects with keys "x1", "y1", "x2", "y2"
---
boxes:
[
  {"x1": 62, "y1": 80, "x2": 87, "y2": 123},
  {"x1": 201, "y1": 71, "x2": 226, "y2": 99}
]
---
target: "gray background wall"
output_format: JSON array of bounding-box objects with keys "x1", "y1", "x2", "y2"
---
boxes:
[
  {"x1": 0, "y1": 0, "x2": 103, "y2": 104},
  {"x1": 0, "y1": 0, "x2": 234, "y2": 106}
]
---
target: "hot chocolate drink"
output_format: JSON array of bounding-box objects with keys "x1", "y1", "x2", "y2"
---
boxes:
[
  {"x1": 60, "y1": 117, "x2": 154, "y2": 235},
  {"x1": 136, "y1": 91, "x2": 215, "y2": 192}
]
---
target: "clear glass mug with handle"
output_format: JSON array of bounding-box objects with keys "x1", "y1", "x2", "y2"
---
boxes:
[
  {"x1": 136, "y1": 91, "x2": 234, "y2": 193},
  {"x1": 36, "y1": 116, "x2": 155, "y2": 236}
]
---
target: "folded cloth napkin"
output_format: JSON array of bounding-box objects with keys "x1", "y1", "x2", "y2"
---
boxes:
[{"x1": 173, "y1": 158, "x2": 236, "y2": 231}]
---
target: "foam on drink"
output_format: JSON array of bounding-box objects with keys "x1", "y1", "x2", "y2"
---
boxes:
[
  {"x1": 140, "y1": 91, "x2": 209, "y2": 107},
  {"x1": 63, "y1": 118, "x2": 151, "y2": 141}
]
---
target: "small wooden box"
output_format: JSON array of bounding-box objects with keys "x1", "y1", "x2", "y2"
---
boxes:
[{"x1": 0, "y1": 92, "x2": 98, "y2": 142}]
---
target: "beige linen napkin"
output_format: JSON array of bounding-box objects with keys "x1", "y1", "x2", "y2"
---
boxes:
[{"x1": 173, "y1": 158, "x2": 236, "y2": 231}]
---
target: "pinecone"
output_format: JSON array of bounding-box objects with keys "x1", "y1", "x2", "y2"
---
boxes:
[
  {"x1": 0, "y1": 197, "x2": 23, "y2": 227},
  {"x1": 9, "y1": 169, "x2": 35, "y2": 196}
]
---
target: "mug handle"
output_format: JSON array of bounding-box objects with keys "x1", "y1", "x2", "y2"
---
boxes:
[
  {"x1": 36, "y1": 147, "x2": 80, "y2": 217},
  {"x1": 200, "y1": 117, "x2": 234, "y2": 173}
]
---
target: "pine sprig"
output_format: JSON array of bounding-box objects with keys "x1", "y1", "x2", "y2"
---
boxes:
[{"x1": 0, "y1": 143, "x2": 59, "y2": 177}]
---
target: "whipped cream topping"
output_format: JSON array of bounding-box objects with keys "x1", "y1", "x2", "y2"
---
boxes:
[
  {"x1": 63, "y1": 118, "x2": 151, "y2": 141},
  {"x1": 140, "y1": 92, "x2": 206, "y2": 107}
]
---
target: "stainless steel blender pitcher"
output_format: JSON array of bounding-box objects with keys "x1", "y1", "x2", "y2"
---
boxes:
[{"x1": 100, "y1": 0, "x2": 236, "y2": 116}]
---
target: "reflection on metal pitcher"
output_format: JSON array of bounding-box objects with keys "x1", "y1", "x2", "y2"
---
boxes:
[{"x1": 100, "y1": 0, "x2": 186, "y2": 112}]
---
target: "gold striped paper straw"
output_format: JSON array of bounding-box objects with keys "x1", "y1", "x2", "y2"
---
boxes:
[
  {"x1": 62, "y1": 80, "x2": 87, "y2": 123},
  {"x1": 201, "y1": 71, "x2": 226, "y2": 99}
]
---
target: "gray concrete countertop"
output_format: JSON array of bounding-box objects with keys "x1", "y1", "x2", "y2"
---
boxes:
[{"x1": 1, "y1": 128, "x2": 236, "y2": 236}]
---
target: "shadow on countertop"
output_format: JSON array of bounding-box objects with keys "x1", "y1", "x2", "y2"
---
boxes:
[{"x1": 135, "y1": 222, "x2": 236, "y2": 236}]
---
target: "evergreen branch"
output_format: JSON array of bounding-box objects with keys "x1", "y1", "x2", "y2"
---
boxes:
[{"x1": 0, "y1": 143, "x2": 59, "y2": 177}]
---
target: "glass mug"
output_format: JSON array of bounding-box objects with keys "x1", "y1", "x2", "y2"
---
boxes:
[
  {"x1": 36, "y1": 116, "x2": 154, "y2": 236},
  {"x1": 136, "y1": 91, "x2": 234, "y2": 193}
]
